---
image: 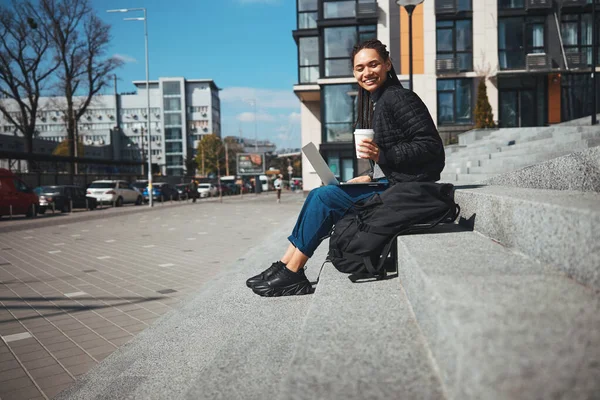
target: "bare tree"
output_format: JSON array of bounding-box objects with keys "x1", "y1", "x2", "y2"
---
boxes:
[
  {"x1": 39, "y1": 0, "x2": 122, "y2": 161},
  {"x1": 0, "y1": 0, "x2": 59, "y2": 169}
]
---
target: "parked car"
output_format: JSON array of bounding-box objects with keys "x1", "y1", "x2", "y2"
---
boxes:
[
  {"x1": 34, "y1": 185, "x2": 98, "y2": 214},
  {"x1": 143, "y1": 182, "x2": 180, "y2": 202},
  {"x1": 0, "y1": 168, "x2": 38, "y2": 218},
  {"x1": 86, "y1": 180, "x2": 143, "y2": 206},
  {"x1": 131, "y1": 180, "x2": 148, "y2": 195},
  {"x1": 197, "y1": 183, "x2": 218, "y2": 198},
  {"x1": 175, "y1": 183, "x2": 197, "y2": 199}
]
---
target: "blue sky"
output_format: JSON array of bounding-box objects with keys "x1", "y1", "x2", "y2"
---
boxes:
[{"x1": 98, "y1": 0, "x2": 301, "y2": 150}]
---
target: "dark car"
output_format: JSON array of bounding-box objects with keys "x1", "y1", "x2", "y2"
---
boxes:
[
  {"x1": 34, "y1": 185, "x2": 98, "y2": 214},
  {"x1": 175, "y1": 183, "x2": 197, "y2": 200},
  {"x1": 0, "y1": 168, "x2": 38, "y2": 218},
  {"x1": 142, "y1": 182, "x2": 180, "y2": 202}
]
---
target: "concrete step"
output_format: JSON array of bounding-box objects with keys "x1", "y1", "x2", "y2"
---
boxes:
[
  {"x1": 397, "y1": 229, "x2": 600, "y2": 400},
  {"x1": 454, "y1": 185, "x2": 600, "y2": 291},
  {"x1": 484, "y1": 146, "x2": 600, "y2": 192},
  {"x1": 56, "y1": 219, "x2": 318, "y2": 400},
  {"x1": 278, "y1": 242, "x2": 447, "y2": 400},
  {"x1": 445, "y1": 139, "x2": 599, "y2": 175},
  {"x1": 440, "y1": 172, "x2": 493, "y2": 184},
  {"x1": 446, "y1": 134, "x2": 600, "y2": 168}
]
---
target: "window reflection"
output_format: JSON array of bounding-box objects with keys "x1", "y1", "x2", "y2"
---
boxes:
[
  {"x1": 323, "y1": 84, "x2": 357, "y2": 142},
  {"x1": 437, "y1": 79, "x2": 472, "y2": 125}
]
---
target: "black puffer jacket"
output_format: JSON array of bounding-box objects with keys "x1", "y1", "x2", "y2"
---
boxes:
[{"x1": 371, "y1": 80, "x2": 445, "y2": 184}]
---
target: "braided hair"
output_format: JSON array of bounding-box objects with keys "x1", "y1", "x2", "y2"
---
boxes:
[{"x1": 351, "y1": 39, "x2": 402, "y2": 130}]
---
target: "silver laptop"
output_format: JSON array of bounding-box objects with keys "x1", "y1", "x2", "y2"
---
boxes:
[{"x1": 302, "y1": 142, "x2": 386, "y2": 187}]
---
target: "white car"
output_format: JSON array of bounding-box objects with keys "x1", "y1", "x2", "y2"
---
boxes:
[
  {"x1": 87, "y1": 180, "x2": 143, "y2": 206},
  {"x1": 197, "y1": 183, "x2": 218, "y2": 198}
]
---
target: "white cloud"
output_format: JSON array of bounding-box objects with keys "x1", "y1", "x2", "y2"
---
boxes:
[
  {"x1": 112, "y1": 54, "x2": 137, "y2": 63},
  {"x1": 236, "y1": 112, "x2": 276, "y2": 122},
  {"x1": 288, "y1": 112, "x2": 301, "y2": 122},
  {"x1": 220, "y1": 87, "x2": 300, "y2": 109}
]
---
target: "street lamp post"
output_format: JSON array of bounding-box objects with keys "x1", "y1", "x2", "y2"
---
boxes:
[
  {"x1": 107, "y1": 8, "x2": 153, "y2": 206},
  {"x1": 396, "y1": 0, "x2": 424, "y2": 91}
]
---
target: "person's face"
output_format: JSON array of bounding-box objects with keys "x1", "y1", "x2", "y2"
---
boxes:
[{"x1": 353, "y1": 48, "x2": 391, "y2": 93}]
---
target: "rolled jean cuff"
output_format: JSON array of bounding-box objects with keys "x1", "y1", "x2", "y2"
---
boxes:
[{"x1": 287, "y1": 235, "x2": 316, "y2": 258}]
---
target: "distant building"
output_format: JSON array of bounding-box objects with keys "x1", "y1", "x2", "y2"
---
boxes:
[
  {"x1": 228, "y1": 137, "x2": 277, "y2": 155},
  {"x1": 0, "y1": 77, "x2": 221, "y2": 176}
]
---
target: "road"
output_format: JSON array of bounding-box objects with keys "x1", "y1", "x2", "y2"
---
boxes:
[{"x1": 0, "y1": 191, "x2": 304, "y2": 399}]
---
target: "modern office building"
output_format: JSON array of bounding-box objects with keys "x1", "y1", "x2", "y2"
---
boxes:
[
  {"x1": 293, "y1": 0, "x2": 599, "y2": 190},
  {"x1": 0, "y1": 77, "x2": 221, "y2": 176}
]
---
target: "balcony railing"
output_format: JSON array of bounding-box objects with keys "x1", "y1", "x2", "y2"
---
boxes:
[
  {"x1": 357, "y1": 1, "x2": 378, "y2": 19},
  {"x1": 565, "y1": 52, "x2": 588, "y2": 68},
  {"x1": 526, "y1": 53, "x2": 551, "y2": 71},
  {"x1": 435, "y1": 0, "x2": 456, "y2": 14},
  {"x1": 526, "y1": 0, "x2": 553, "y2": 9},
  {"x1": 436, "y1": 58, "x2": 459, "y2": 74}
]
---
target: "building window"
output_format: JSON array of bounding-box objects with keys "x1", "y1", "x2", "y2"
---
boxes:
[
  {"x1": 498, "y1": 17, "x2": 545, "y2": 70},
  {"x1": 166, "y1": 155, "x2": 183, "y2": 166},
  {"x1": 498, "y1": 0, "x2": 524, "y2": 8},
  {"x1": 163, "y1": 81, "x2": 181, "y2": 96},
  {"x1": 299, "y1": 37, "x2": 320, "y2": 83},
  {"x1": 436, "y1": 19, "x2": 473, "y2": 72},
  {"x1": 298, "y1": 0, "x2": 318, "y2": 29},
  {"x1": 323, "y1": 84, "x2": 357, "y2": 142},
  {"x1": 562, "y1": 13, "x2": 600, "y2": 67},
  {"x1": 324, "y1": 0, "x2": 355, "y2": 19},
  {"x1": 164, "y1": 113, "x2": 182, "y2": 126},
  {"x1": 165, "y1": 127, "x2": 182, "y2": 140},
  {"x1": 165, "y1": 142, "x2": 183, "y2": 153},
  {"x1": 324, "y1": 25, "x2": 375, "y2": 77},
  {"x1": 164, "y1": 98, "x2": 181, "y2": 112},
  {"x1": 437, "y1": 79, "x2": 472, "y2": 125}
]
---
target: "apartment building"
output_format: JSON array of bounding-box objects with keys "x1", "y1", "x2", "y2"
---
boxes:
[
  {"x1": 293, "y1": 0, "x2": 599, "y2": 190},
  {"x1": 0, "y1": 77, "x2": 221, "y2": 176}
]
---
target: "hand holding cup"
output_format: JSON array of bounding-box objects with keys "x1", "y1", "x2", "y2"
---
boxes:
[{"x1": 354, "y1": 129, "x2": 380, "y2": 162}]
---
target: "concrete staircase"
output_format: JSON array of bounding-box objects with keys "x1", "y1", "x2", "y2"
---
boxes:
[
  {"x1": 57, "y1": 163, "x2": 600, "y2": 399},
  {"x1": 441, "y1": 123, "x2": 600, "y2": 184}
]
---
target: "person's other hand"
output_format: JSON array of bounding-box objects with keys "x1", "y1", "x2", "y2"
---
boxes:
[
  {"x1": 358, "y1": 138, "x2": 380, "y2": 162},
  {"x1": 347, "y1": 175, "x2": 372, "y2": 183}
]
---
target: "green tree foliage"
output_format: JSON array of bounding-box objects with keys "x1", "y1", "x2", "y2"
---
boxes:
[
  {"x1": 474, "y1": 79, "x2": 496, "y2": 129},
  {"x1": 195, "y1": 134, "x2": 223, "y2": 176}
]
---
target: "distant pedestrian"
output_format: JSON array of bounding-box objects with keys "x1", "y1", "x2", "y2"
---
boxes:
[
  {"x1": 190, "y1": 179, "x2": 198, "y2": 203},
  {"x1": 274, "y1": 174, "x2": 283, "y2": 203}
]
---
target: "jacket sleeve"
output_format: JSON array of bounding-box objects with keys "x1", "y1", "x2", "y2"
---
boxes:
[{"x1": 379, "y1": 90, "x2": 444, "y2": 167}]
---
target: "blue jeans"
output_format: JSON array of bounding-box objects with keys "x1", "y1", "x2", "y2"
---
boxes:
[{"x1": 287, "y1": 184, "x2": 387, "y2": 258}]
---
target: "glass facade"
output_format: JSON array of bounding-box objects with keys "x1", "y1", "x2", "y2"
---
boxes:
[
  {"x1": 324, "y1": 0, "x2": 356, "y2": 19},
  {"x1": 298, "y1": 0, "x2": 318, "y2": 29},
  {"x1": 163, "y1": 97, "x2": 181, "y2": 112},
  {"x1": 437, "y1": 79, "x2": 473, "y2": 125},
  {"x1": 562, "y1": 13, "x2": 600, "y2": 66},
  {"x1": 436, "y1": 20, "x2": 473, "y2": 72},
  {"x1": 324, "y1": 25, "x2": 376, "y2": 77},
  {"x1": 164, "y1": 127, "x2": 182, "y2": 140},
  {"x1": 163, "y1": 81, "x2": 181, "y2": 96},
  {"x1": 322, "y1": 84, "x2": 357, "y2": 142},
  {"x1": 498, "y1": 76, "x2": 546, "y2": 127},
  {"x1": 498, "y1": 17, "x2": 545, "y2": 70},
  {"x1": 299, "y1": 37, "x2": 320, "y2": 83}
]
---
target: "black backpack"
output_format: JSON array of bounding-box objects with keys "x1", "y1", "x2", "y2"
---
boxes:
[{"x1": 328, "y1": 182, "x2": 459, "y2": 279}]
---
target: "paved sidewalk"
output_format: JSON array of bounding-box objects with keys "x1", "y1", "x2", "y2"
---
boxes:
[{"x1": 0, "y1": 192, "x2": 304, "y2": 399}]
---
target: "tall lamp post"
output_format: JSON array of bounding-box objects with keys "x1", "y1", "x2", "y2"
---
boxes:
[
  {"x1": 592, "y1": 0, "x2": 597, "y2": 125},
  {"x1": 107, "y1": 8, "x2": 153, "y2": 207},
  {"x1": 396, "y1": 0, "x2": 424, "y2": 91}
]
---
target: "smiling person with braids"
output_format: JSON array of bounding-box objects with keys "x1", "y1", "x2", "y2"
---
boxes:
[{"x1": 247, "y1": 39, "x2": 445, "y2": 297}]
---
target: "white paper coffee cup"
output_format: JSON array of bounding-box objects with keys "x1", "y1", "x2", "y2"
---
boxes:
[{"x1": 354, "y1": 129, "x2": 374, "y2": 158}]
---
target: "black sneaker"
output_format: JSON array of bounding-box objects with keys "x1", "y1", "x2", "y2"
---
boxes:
[
  {"x1": 252, "y1": 266, "x2": 313, "y2": 297},
  {"x1": 246, "y1": 261, "x2": 286, "y2": 288}
]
